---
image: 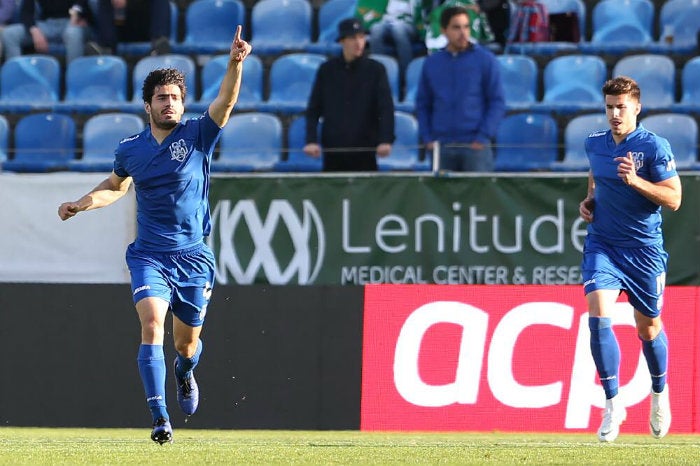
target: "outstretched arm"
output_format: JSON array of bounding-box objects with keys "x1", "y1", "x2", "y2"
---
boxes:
[
  {"x1": 208, "y1": 25, "x2": 253, "y2": 128},
  {"x1": 58, "y1": 172, "x2": 132, "y2": 221}
]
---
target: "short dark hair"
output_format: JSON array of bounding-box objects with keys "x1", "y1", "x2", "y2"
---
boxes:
[
  {"x1": 440, "y1": 6, "x2": 469, "y2": 29},
  {"x1": 142, "y1": 68, "x2": 187, "y2": 104},
  {"x1": 602, "y1": 76, "x2": 641, "y2": 102}
]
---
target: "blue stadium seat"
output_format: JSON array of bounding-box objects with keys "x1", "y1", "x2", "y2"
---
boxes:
[
  {"x1": 2, "y1": 113, "x2": 76, "y2": 172},
  {"x1": 172, "y1": 0, "x2": 245, "y2": 55},
  {"x1": 370, "y1": 53, "x2": 400, "y2": 103},
  {"x1": 495, "y1": 113, "x2": 559, "y2": 172},
  {"x1": 117, "y1": 1, "x2": 179, "y2": 56},
  {"x1": 378, "y1": 111, "x2": 430, "y2": 171},
  {"x1": 59, "y1": 56, "x2": 128, "y2": 113},
  {"x1": 274, "y1": 115, "x2": 323, "y2": 172},
  {"x1": 212, "y1": 113, "x2": 283, "y2": 172},
  {"x1": 551, "y1": 113, "x2": 606, "y2": 171},
  {"x1": 0, "y1": 115, "x2": 8, "y2": 164},
  {"x1": 251, "y1": 0, "x2": 312, "y2": 56},
  {"x1": 68, "y1": 113, "x2": 145, "y2": 172},
  {"x1": 305, "y1": 0, "x2": 357, "y2": 54},
  {"x1": 507, "y1": 0, "x2": 585, "y2": 54},
  {"x1": 497, "y1": 54, "x2": 538, "y2": 110},
  {"x1": 673, "y1": 56, "x2": 700, "y2": 114},
  {"x1": 0, "y1": 55, "x2": 60, "y2": 112},
  {"x1": 190, "y1": 54, "x2": 264, "y2": 113},
  {"x1": 612, "y1": 54, "x2": 675, "y2": 110},
  {"x1": 649, "y1": 0, "x2": 700, "y2": 54},
  {"x1": 396, "y1": 56, "x2": 424, "y2": 112},
  {"x1": 120, "y1": 54, "x2": 197, "y2": 112},
  {"x1": 641, "y1": 113, "x2": 699, "y2": 171},
  {"x1": 536, "y1": 55, "x2": 607, "y2": 113},
  {"x1": 261, "y1": 53, "x2": 326, "y2": 114},
  {"x1": 580, "y1": 0, "x2": 654, "y2": 54}
]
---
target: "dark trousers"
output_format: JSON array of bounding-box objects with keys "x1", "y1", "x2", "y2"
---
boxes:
[
  {"x1": 323, "y1": 151, "x2": 378, "y2": 172},
  {"x1": 94, "y1": 0, "x2": 171, "y2": 49}
]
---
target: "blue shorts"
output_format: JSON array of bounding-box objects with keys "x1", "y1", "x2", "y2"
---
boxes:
[
  {"x1": 581, "y1": 235, "x2": 668, "y2": 318},
  {"x1": 125, "y1": 242, "x2": 216, "y2": 327}
]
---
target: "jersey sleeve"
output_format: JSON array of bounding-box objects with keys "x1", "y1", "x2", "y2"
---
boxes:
[
  {"x1": 649, "y1": 136, "x2": 678, "y2": 182},
  {"x1": 198, "y1": 111, "x2": 224, "y2": 156},
  {"x1": 113, "y1": 146, "x2": 128, "y2": 177}
]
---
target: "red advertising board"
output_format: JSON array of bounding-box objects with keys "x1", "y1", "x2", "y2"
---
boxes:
[{"x1": 361, "y1": 285, "x2": 700, "y2": 433}]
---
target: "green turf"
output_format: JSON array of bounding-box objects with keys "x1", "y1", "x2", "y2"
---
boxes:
[{"x1": 1, "y1": 428, "x2": 699, "y2": 465}]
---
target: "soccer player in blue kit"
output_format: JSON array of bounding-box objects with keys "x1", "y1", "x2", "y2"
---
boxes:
[
  {"x1": 578, "y1": 76, "x2": 682, "y2": 443},
  {"x1": 58, "y1": 26, "x2": 252, "y2": 444}
]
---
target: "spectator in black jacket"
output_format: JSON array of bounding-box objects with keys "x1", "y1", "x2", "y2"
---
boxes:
[
  {"x1": 1, "y1": 0, "x2": 92, "y2": 63},
  {"x1": 304, "y1": 18, "x2": 395, "y2": 172}
]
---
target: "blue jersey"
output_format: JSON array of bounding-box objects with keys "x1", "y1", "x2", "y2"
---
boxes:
[
  {"x1": 114, "y1": 112, "x2": 222, "y2": 252},
  {"x1": 585, "y1": 124, "x2": 677, "y2": 247}
]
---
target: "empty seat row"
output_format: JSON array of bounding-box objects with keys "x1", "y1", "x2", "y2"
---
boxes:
[
  {"x1": 508, "y1": 0, "x2": 700, "y2": 55},
  {"x1": 0, "y1": 52, "x2": 407, "y2": 115},
  {"x1": 1, "y1": 110, "x2": 697, "y2": 174},
  {"x1": 3, "y1": 51, "x2": 698, "y2": 117},
  {"x1": 497, "y1": 53, "x2": 700, "y2": 114},
  {"x1": 0, "y1": 111, "x2": 428, "y2": 173}
]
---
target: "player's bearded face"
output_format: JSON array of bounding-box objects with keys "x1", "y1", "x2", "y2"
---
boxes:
[{"x1": 149, "y1": 84, "x2": 184, "y2": 129}]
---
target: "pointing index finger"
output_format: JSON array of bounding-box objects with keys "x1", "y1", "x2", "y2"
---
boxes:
[{"x1": 234, "y1": 25, "x2": 242, "y2": 42}]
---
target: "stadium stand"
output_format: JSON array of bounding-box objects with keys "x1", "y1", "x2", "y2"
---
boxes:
[
  {"x1": 537, "y1": 54, "x2": 607, "y2": 113},
  {"x1": 0, "y1": 115, "x2": 8, "y2": 164},
  {"x1": 260, "y1": 53, "x2": 326, "y2": 114},
  {"x1": 497, "y1": 54, "x2": 539, "y2": 111},
  {"x1": 580, "y1": 0, "x2": 655, "y2": 54},
  {"x1": 396, "y1": 56, "x2": 424, "y2": 112},
  {"x1": 673, "y1": 56, "x2": 700, "y2": 114},
  {"x1": 0, "y1": 55, "x2": 60, "y2": 113},
  {"x1": 494, "y1": 112, "x2": 559, "y2": 172},
  {"x1": 612, "y1": 54, "x2": 675, "y2": 111},
  {"x1": 2, "y1": 113, "x2": 76, "y2": 173},
  {"x1": 117, "y1": 1, "x2": 180, "y2": 56},
  {"x1": 251, "y1": 0, "x2": 313, "y2": 56},
  {"x1": 121, "y1": 54, "x2": 197, "y2": 112},
  {"x1": 641, "y1": 113, "x2": 699, "y2": 171},
  {"x1": 305, "y1": 0, "x2": 357, "y2": 54},
  {"x1": 211, "y1": 112, "x2": 283, "y2": 172},
  {"x1": 551, "y1": 113, "x2": 606, "y2": 172},
  {"x1": 274, "y1": 115, "x2": 323, "y2": 172},
  {"x1": 59, "y1": 56, "x2": 129, "y2": 113},
  {"x1": 172, "y1": 0, "x2": 246, "y2": 55},
  {"x1": 67, "y1": 113, "x2": 145, "y2": 172},
  {"x1": 506, "y1": 0, "x2": 585, "y2": 55},
  {"x1": 649, "y1": 0, "x2": 700, "y2": 55},
  {"x1": 190, "y1": 54, "x2": 264, "y2": 112},
  {"x1": 369, "y1": 53, "x2": 400, "y2": 103},
  {"x1": 378, "y1": 111, "x2": 430, "y2": 172}
]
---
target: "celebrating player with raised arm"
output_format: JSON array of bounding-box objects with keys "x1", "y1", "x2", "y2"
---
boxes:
[{"x1": 58, "y1": 26, "x2": 252, "y2": 444}]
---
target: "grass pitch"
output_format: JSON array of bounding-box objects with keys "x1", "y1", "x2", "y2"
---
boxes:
[{"x1": 1, "y1": 428, "x2": 699, "y2": 465}]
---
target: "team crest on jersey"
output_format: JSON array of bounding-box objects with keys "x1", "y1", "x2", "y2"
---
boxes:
[
  {"x1": 630, "y1": 151, "x2": 644, "y2": 169},
  {"x1": 169, "y1": 139, "x2": 189, "y2": 162}
]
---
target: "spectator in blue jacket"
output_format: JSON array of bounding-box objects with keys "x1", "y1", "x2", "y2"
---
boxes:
[{"x1": 416, "y1": 5, "x2": 505, "y2": 172}]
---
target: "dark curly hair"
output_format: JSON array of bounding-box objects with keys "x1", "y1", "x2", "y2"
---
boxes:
[
  {"x1": 141, "y1": 68, "x2": 187, "y2": 104},
  {"x1": 602, "y1": 76, "x2": 641, "y2": 102}
]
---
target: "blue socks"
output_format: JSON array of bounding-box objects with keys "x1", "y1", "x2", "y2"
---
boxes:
[
  {"x1": 175, "y1": 339, "x2": 203, "y2": 379},
  {"x1": 641, "y1": 329, "x2": 668, "y2": 394},
  {"x1": 137, "y1": 344, "x2": 168, "y2": 422},
  {"x1": 589, "y1": 317, "x2": 620, "y2": 399}
]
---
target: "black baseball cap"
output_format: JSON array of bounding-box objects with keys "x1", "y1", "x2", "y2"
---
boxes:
[{"x1": 337, "y1": 18, "x2": 366, "y2": 41}]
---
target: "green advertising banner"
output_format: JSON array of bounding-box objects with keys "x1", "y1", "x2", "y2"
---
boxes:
[{"x1": 208, "y1": 174, "x2": 700, "y2": 286}]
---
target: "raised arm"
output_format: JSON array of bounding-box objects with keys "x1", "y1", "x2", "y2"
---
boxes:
[
  {"x1": 208, "y1": 25, "x2": 253, "y2": 128},
  {"x1": 58, "y1": 171, "x2": 132, "y2": 221}
]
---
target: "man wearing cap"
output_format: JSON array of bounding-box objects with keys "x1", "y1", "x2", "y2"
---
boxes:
[{"x1": 304, "y1": 17, "x2": 395, "y2": 171}]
